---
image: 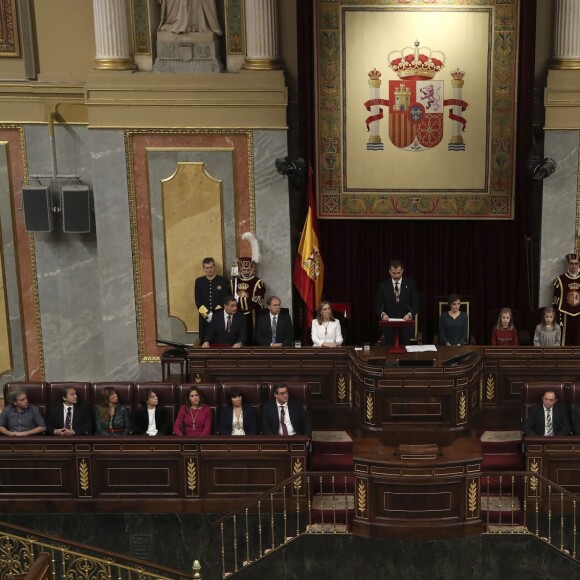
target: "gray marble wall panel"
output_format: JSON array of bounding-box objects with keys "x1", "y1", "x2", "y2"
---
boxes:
[
  {"x1": 9, "y1": 126, "x2": 291, "y2": 383},
  {"x1": 254, "y1": 130, "x2": 292, "y2": 312},
  {"x1": 24, "y1": 125, "x2": 102, "y2": 382},
  {"x1": 89, "y1": 130, "x2": 142, "y2": 380},
  {"x1": 0, "y1": 143, "x2": 26, "y2": 384},
  {"x1": 540, "y1": 130, "x2": 579, "y2": 307}
]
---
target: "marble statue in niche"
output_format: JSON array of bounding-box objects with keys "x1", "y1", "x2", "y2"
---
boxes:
[
  {"x1": 154, "y1": 0, "x2": 223, "y2": 73},
  {"x1": 159, "y1": 0, "x2": 222, "y2": 35}
]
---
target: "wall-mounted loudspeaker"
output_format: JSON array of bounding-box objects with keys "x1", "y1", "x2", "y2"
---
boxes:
[
  {"x1": 62, "y1": 185, "x2": 91, "y2": 233},
  {"x1": 22, "y1": 186, "x2": 52, "y2": 232}
]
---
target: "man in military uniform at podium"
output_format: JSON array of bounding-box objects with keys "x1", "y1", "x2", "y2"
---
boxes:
[
  {"x1": 195, "y1": 257, "x2": 229, "y2": 344},
  {"x1": 553, "y1": 251, "x2": 580, "y2": 345},
  {"x1": 231, "y1": 232, "x2": 265, "y2": 345}
]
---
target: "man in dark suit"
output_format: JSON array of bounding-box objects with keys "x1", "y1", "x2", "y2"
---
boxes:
[
  {"x1": 201, "y1": 295, "x2": 248, "y2": 348},
  {"x1": 375, "y1": 259, "x2": 419, "y2": 346},
  {"x1": 47, "y1": 387, "x2": 92, "y2": 436},
  {"x1": 522, "y1": 390, "x2": 571, "y2": 436},
  {"x1": 262, "y1": 384, "x2": 311, "y2": 437},
  {"x1": 255, "y1": 296, "x2": 294, "y2": 347}
]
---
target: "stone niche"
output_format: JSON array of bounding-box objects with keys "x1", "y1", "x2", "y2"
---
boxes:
[{"x1": 154, "y1": 31, "x2": 223, "y2": 73}]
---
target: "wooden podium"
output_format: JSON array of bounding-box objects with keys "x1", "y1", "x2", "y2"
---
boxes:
[
  {"x1": 352, "y1": 437, "x2": 483, "y2": 540},
  {"x1": 379, "y1": 318, "x2": 415, "y2": 353}
]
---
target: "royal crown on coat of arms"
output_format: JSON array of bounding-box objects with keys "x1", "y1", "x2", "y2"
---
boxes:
[
  {"x1": 364, "y1": 39, "x2": 467, "y2": 154},
  {"x1": 388, "y1": 40, "x2": 445, "y2": 80}
]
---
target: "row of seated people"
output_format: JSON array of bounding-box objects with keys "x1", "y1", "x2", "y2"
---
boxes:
[
  {"x1": 197, "y1": 294, "x2": 561, "y2": 349},
  {"x1": 522, "y1": 382, "x2": 580, "y2": 435},
  {"x1": 0, "y1": 381, "x2": 311, "y2": 437}
]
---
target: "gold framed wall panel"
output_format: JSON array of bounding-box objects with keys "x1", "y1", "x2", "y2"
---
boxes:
[
  {"x1": 125, "y1": 129, "x2": 254, "y2": 362},
  {"x1": 315, "y1": 0, "x2": 519, "y2": 219},
  {"x1": 0, "y1": 127, "x2": 42, "y2": 380}
]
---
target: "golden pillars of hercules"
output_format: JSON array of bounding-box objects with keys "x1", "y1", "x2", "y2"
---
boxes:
[{"x1": 161, "y1": 162, "x2": 223, "y2": 333}]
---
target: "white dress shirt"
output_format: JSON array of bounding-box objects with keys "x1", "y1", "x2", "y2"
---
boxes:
[{"x1": 278, "y1": 403, "x2": 296, "y2": 435}]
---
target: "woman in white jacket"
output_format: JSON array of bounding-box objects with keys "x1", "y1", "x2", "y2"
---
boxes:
[{"x1": 311, "y1": 301, "x2": 343, "y2": 347}]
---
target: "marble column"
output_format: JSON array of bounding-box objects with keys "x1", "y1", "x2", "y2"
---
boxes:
[
  {"x1": 552, "y1": 0, "x2": 580, "y2": 69},
  {"x1": 92, "y1": 0, "x2": 136, "y2": 70},
  {"x1": 243, "y1": 0, "x2": 282, "y2": 70}
]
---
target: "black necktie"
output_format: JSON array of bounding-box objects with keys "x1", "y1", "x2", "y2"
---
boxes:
[
  {"x1": 65, "y1": 407, "x2": 72, "y2": 429},
  {"x1": 394, "y1": 282, "x2": 400, "y2": 302},
  {"x1": 226, "y1": 315, "x2": 232, "y2": 334}
]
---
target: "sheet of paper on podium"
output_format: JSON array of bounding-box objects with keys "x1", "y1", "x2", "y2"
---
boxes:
[{"x1": 405, "y1": 345, "x2": 437, "y2": 352}]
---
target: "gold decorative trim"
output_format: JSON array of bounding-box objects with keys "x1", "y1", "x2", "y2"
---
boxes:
[
  {"x1": 292, "y1": 457, "x2": 303, "y2": 494},
  {"x1": 365, "y1": 391, "x2": 374, "y2": 423},
  {"x1": 187, "y1": 457, "x2": 197, "y2": 495},
  {"x1": 550, "y1": 58, "x2": 580, "y2": 70},
  {"x1": 486, "y1": 374, "x2": 495, "y2": 403},
  {"x1": 458, "y1": 391, "x2": 467, "y2": 423},
  {"x1": 242, "y1": 58, "x2": 283, "y2": 71},
  {"x1": 356, "y1": 479, "x2": 367, "y2": 518},
  {"x1": 93, "y1": 58, "x2": 136, "y2": 71},
  {"x1": 529, "y1": 457, "x2": 539, "y2": 494},
  {"x1": 78, "y1": 458, "x2": 90, "y2": 495},
  {"x1": 348, "y1": 374, "x2": 353, "y2": 407},
  {"x1": 337, "y1": 373, "x2": 346, "y2": 402},
  {"x1": 3, "y1": 125, "x2": 43, "y2": 379},
  {"x1": 467, "y1": 479, "x2": 478, "y2": 517},
  {"x1": 225, "y1": 0, "x2": 246, "y2": 56}
]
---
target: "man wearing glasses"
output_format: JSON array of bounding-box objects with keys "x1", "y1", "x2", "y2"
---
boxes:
[
  {"x1": 0, "y1": 388, "x2": 46, "y2": 436},
  {"x1": 262, "y1": 384, "x2": 311, "y2": 437}
]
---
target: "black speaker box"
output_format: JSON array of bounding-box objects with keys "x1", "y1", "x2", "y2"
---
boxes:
[
  {"x1": 62, "y1": 185, "x2": 91, "y2": 233},
  {"x1": 22, "y1": 186, "x2": 52, "y2": 232}
]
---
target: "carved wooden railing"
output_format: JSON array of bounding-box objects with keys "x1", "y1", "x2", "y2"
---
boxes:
[{"x1": 0, "y1": 520, "x2": 200, "y2": 579}]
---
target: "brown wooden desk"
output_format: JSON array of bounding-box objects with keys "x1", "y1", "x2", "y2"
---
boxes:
[
  {"x1": 352, "y1": 437, "x2": 483, "y2": 540},
  {"x1": 0, "y1": 436, "x2": 309, "y2": 514},
  {"x1": 187, "y1": 345, "x2": 580, "y2": 435}
]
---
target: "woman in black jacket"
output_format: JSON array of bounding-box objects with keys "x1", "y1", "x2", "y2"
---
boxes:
[
  {"x1": 133, "y1": 389, "x2": 172, "y2": 436},
  {"x1": 218, "y1": 387, "x2": 258, "y2": 435}
]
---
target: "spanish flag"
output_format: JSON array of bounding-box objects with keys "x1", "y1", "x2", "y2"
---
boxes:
[{"x1": 293, "y1": 167, "x2": 324, "y2": 327}]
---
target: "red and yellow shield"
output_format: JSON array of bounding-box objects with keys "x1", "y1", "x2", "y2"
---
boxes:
[{"x1": 389, "y1": 80, "x2": 444, "y2": 150}]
